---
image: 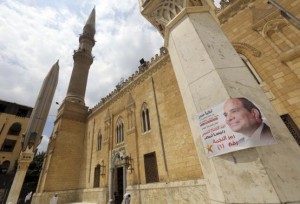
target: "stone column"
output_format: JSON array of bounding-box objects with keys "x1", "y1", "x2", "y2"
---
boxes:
[
  {"x1": 139, "y1": 1, "x2": 300, "y2": 203},
  {"x1": 6, "y1": 148, "x2": 34, "y2": 204}
]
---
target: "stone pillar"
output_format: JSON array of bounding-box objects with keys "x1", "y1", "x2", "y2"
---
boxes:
[
  {"x1": 139, "y1": 1, "x2": 300, "y2": 203},
  {"x1": 108, "y1": 153, "x2": 114, "y2": 204},
  {"x1": 6, "y1": 148, "x2": 34, "y2": 204}
]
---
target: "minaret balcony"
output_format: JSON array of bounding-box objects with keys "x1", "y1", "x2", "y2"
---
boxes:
[{"x1": 73, "y1": 49, "x2": 94, "y2": 65}]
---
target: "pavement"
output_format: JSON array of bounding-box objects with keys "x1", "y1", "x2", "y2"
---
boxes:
[{"x1": 66, "y1": 203, "x2": 97, "y2": 204}]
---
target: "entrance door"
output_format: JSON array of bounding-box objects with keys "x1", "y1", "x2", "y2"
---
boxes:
[{"x1": 115, "y1": 167, "x2": 124, "y2": 204}]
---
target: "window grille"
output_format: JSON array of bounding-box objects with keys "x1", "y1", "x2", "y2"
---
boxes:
[{"x1": 281, "y1": 114, "x2": 300, "y2": 146}]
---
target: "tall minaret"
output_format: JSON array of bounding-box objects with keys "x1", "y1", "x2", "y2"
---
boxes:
[
  {"x1": 66, "y1": 7, "x2": 96, "y2": 104},
  {"x1": 34, "y1": 8, "x2": 96, "y2": 196}
]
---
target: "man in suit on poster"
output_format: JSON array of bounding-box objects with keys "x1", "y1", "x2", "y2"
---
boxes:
[{"x1": 223, "y1": 97, "x2": 276, "y2": 146}]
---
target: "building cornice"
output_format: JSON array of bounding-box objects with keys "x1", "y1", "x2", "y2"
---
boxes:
[{"x1": 216, "y1": 0, "x2": 255, "y2": 24}]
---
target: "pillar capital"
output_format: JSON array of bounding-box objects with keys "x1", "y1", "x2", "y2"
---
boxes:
[{"x1": 139, "y1": 0, "x2": 215, "y2": 38}]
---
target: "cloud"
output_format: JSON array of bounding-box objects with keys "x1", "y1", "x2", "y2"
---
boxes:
[
  {"x1": 37, "y1": 135, "x2": 49, "y2": 153},
  {"x1": 0, "y1": 0, "x2": 163, "y2": 139}
]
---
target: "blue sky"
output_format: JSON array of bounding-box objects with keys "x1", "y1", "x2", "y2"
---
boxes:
[{"x1": 0, "y1": 0, "x2": 220, "y2": 152}]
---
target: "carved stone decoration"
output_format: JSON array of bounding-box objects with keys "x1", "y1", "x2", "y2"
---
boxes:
[
  {"x1": 149, "y1": 0, "x2": 184, "y2": 35},
  {"x1": 262, "y1": 19, "x2": 288, "y2": 37},
  {"x1": 111, "y1": 147, "x2": 127, "y2": 167},
  {"x1": 216, "y1": 0, "x2": 255, "y2": 24},
  {"x1": 232, "y1": 42, "x2": 261, "y2": 57},
  {"x1": 151, "y1": 0, "x2": 184, "y2": 25},
  {"x1": 187, "y1": 0, "x2": 203, "y2": 7}
]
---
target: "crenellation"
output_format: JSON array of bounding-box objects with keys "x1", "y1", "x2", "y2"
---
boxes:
[{"x1": 89, "y1": 49, "x2": 169, "y2": 116}]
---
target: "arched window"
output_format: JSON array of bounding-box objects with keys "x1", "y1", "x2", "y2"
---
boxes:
[
  {"x1": 116, "y1": 118, "x2": 124, "y2": 144},
  {"x1": 7, "y1": 123, "x2": 22, "y2": 135},
  {"x1": 0, "y1": 139, "x2": 16, "y2": 152},
  {"x1": 94, "y1": 164, "x2": 100, "y2": 187},
  {"x1": 97, "y1": 130, "x2": 102, "y2": 151},
  {"x1": 141, "y1": 103, "x2": 151, "y2": 132},
  {"x1": 240, "y1": 55, "x2": 262, "y2": 84}
]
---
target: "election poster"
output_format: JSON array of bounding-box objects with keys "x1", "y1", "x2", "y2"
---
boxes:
[{"x1": 198, "y1": 97, "x2": 276, "y2": 157}]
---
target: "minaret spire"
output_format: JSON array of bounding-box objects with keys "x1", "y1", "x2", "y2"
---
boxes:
[
  {"x1": 83, "y1": 7, "x2": 96, "y2": 36},
  {"x1": 66, "y1": 8, "x2": 96, "y2": 104}
]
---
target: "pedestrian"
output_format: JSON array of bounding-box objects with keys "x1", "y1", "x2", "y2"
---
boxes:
[
  {"x1": 24, "y1": 191, "x2": 32, "y2": 204},
  {"x1": 122, "y1": 193, "x2": 131, "y2": 204},
  {"x1": 50, "y1": 194, "x2": 58, "y2": 204}
]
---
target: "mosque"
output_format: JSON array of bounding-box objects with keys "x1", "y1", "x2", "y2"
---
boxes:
[{"x1": 32, "y1": 0, "x2": 300, "y2": 203}]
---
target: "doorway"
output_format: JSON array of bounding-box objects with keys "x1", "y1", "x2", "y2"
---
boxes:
[{"x1": 114, "y1": 167, "x2": 124, "y2": 204}]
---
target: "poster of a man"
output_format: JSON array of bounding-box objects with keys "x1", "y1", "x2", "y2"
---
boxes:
[
  {"x1": 198, "y1": 97, "x2": 277, "y2": 157},
  {"x1": 223, "y1": 97, "x2": 276, "y2": 146}
]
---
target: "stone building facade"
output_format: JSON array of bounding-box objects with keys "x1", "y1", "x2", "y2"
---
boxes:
[
  {"x1": 33, "y1": 0, "x2": 300, "y2": 203},
  {"x1": 0, "y1": 100, "x2": 32, "y2": 203},
  {"x1": 217, "y1": 0, "x2": 300, "y2": 142}
]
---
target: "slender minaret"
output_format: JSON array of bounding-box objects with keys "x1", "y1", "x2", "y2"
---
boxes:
[
  {"x1": 66, "y1": 7, "x2": 96, "y2": 105},
  {"x1": 6, "y1": 61, "x2": 59, "y2": 204},
  {"x1": 34, "y1": 8, "x2": 96, "y2": 196}
]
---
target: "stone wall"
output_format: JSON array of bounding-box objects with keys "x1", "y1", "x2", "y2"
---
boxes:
[
  {"x1": 127, "y1": 179, "x2": 207, "y2": 204},
  {"x1": 218, "y1": 0, "x2": 300, "y2": 127}
]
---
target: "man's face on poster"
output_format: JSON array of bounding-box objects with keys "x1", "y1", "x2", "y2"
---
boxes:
[{"x1": 223, "y1": 98, "x2": 261, "y2": 136}]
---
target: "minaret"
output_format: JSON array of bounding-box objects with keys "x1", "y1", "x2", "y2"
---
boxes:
[
  {"x1": 7, "y1": 61, "x2": 59, "y2": 204},
  {"x1": 66, "y1": 7, "x2": 96, "y2": 104},
  {"x1": 34, "y1": 8, "x2": 96, "y2": 196}
]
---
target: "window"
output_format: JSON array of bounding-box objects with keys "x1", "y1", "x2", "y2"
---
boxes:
[
  {"x1": 94, "y1": 164, "x2": 100, "y2": 187},
  {"x1": 97, "y1": 130, "x2": 102, "y2": 151},
  {"x1": 0, "y1": 139, "x2": 16, "y2": 152},
  {"x1": 240, "y1": 55, "x2": 262, "y2": 84},
  {"x1": 141, "y1": 103, "x2": 151, "y2": 132},
  {"x1": 0, "y1": 104, "x2": 6, "y2": 113},
  {"x1": 116, "y1": 118, "x2": 124, "y2": 144},
  {"x1": 0, "y1": 160, "x2": 10, "y2": 174},
  {"x1": 16, "y1": 108, "x2": 28, "y2": 117},
  {"x1": 281, "y1": 114, "x2": 300, "y2": 146},
  {"x1": 7, "y1": 123, "x2": 22, "y2": 136},
  {"x1": 144, "y1": 152, "x2": 159, "y2": 183}
]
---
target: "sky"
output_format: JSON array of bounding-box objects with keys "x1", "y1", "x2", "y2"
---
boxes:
[{"x1": 0, "y1": 0, "x2": 220, "y2": 153}]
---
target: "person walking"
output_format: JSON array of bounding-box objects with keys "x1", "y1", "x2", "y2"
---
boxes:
[{"x1": 50, "y1": 194, "x2": 58, "y2": 204}]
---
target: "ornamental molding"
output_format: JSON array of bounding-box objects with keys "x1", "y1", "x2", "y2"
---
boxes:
[
  {"x1": 88, "y1": 48, "x2": 170, "y2": 118},
  {"x1": 150, "y1": 0, "x2": 184, "y2": 26},
  {"x1": 141, "y1": 0, "x2": 206, "y2": 37},
  {"x1": 73, "y1": 49, "x2": 94, "y2": 65},
  {"x1": 261, "y1": 19, "x2": 288, "y2": 37},
  {"x1": 216, "y1": 0, "x2": 255, "y2": 24},
  {"x1": 280, "y1": 45, "x2": 300, "y2": 63},
  {"x1": 251, "y1": 6, "x2": 279, "y2": 32},
  {"x1": 232, "y1": 42, "x2": 261, "y2": 57}
]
